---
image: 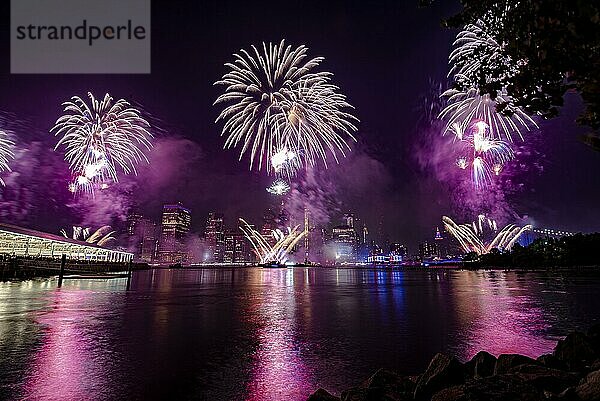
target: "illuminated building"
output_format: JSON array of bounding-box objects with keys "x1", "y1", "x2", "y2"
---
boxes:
[
  {"x1": 434, "y1": 227, "x2": 445, "y2": 258},
  {"x1": 224, "y1": 230, "x2": 253, "y2": 264},
  {"x1": 332, "y1": 225, "x2": 357, "y2": 264},
  {"x1": 304, "y1": 208, "x2": 310, "y2": 262},
  {"x1": 204, "y1": 212, "x2": 225, "y2": 263},
  {"x1": 419, "y1": 241, "x2": 437, "y2": 261},
  {"x1": 0, "y1": 222, "x2": 132, "y2": 262},
  {"x1": 390, "y1": 243, "x2": 406, "y2": 263},
  {"x1": 157, "y1": 202, "x2": 191, "y2": 264},
  {"x1": 127, "y1": 212, "x2": 157, "y2": 262}
]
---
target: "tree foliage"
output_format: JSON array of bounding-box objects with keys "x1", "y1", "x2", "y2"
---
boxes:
[
  {"x1": 424, "y1": 0, "x2": 600, "y2": 145},
  {"x1": 466, "y1": 233, "x2": 600, "y2": 268}
]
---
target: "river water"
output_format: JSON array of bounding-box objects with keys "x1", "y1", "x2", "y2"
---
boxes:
[{"x1": 0, "y1": 267, "x2": 599, "y2": 401}]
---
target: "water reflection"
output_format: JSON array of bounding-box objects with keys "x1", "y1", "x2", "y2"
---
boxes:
[
  {"x1": 0, "y1": 269, "x2": 598, "y2": 401},
  {"x1": 450, "y1": 271, "x2": 555, "y2": 360},
  {"x1": 244, "y1": 269, "x2": 313, "y2": 401},
  {"x1": 17, "y1": 285, "x2": 126, "y2": 401}
]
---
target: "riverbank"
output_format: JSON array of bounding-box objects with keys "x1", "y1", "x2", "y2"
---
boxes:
[{"x1": 308, "y1": 326, "x2": 600, "y2": 401}]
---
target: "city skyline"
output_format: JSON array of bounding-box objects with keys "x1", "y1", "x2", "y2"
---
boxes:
[{"x1": 115, "y1": 200, "x2": 572, "y2": 266}]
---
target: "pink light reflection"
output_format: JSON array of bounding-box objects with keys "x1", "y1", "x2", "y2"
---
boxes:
[
  {"x1": 244, "y1": 269, "x2": 313, "y2": 401},
  {"x1": 20, "y1": 289, "x2": 112, "y2": 401},
  {"x1": 453, "y1": 272, "x2": 556, "y2": 361}
]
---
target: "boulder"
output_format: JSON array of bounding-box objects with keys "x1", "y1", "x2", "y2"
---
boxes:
[
  {"x1": 414, "y1": 353, "x2": 466, "y2": 400},
  {"x1": 554, "y1": 332, "x2": 597, "y2": 371},
  {"x1": 431, "y1": 385, "x2": 466, "y2": 401},
  {"x1": 365, "y1": 368, "x2": 415, "y2": 400},
  {"x1": 550, "y1": 387, "x2": 579, "y2": 401},
  {"x1": 465, "y1": 351, "x2": 497, "y2": 379},
  {"x1": 494, "y1": 354, "x2": 537, "y2": 375},
  {"x1": 586, "y1": 324, "x2": 600, "y2": 354},
  {"x1": 509, "y1": 363, "x2": 579, "y2": 393},
  {"x1": 432, "y1": 375, "x2": 543, "y2": 401},
  {"x1": 307, "y1": 388, "x2": 341, "y2": 401},
  {"x1": 575, "y1": 369, "x2": 600, "y2": 401},
  {"x1": 536, "y1": 354, "x2": 567, "y2": 371},
  {"x1": 340, "y1": 387, "x2": 392, "y2": 401}
]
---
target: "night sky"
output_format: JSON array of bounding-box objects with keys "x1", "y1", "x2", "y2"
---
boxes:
[{"x1": 0, "y1": 0, "x2": 598, "y2": 249}]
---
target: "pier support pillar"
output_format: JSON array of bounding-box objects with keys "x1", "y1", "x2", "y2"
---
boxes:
[{"x1": 58, "y1": 254, "x2": 66, "y2": 287}]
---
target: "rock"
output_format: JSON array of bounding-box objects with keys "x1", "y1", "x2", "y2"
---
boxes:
[
  {"x1": 537, "y1": 354, "x2": 567, "y2": 371},
  {"x1": 509, "y1": 363, "x2": 579, "y2": 393},
  {"x1": 340, "y1": 387, "x2": 391, "y2": 401},
  {"x1": 431, "y1": 385, "x2": 466, "y2": 401},
  {"x1": 587, "y1": 324, "x2": 600, "y2": 354},
  {"x1": 576, "y1": 369, "x2": 600, "y2": 401},
  {"x1": 307, "y1": 388, "x2": 341, "y2": 401},
  {"x1": 494, "y1": 354, "x2": 538, "y2": 375},
  {"x1": 465, "y1": 351, "x2": 497, "y2": 379},
  {"x1": 551, "y1": 387, "x2": 579, "y2": 401},
  {"x1": 414, "y1": 353, "x2": 466, "y2": 400},
  {"x1": 590, "y1": 359, "x2": 600, "y2": 372},
  {"x1": 366, "y1": 368, "x2": 416, "y2": 395},
  {"x1": 554, "y1": 332, "x2": 597, "y2": 371},
  {"x1": 432, "y1": 375, "x2": 543, "y2": 401}
]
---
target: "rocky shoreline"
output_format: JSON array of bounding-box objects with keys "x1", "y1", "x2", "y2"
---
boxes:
[{"x1": 308, "y1": 325, "x2": 600, "y2": 401}]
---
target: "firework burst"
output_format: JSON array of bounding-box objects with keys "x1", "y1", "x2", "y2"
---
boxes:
[
  {"x1": 52, "y1": 92, "x2": 152, "y2": 194},
  {"x1": 239, "y1": 218, "x2": 306, "y2": 264},
  {"x1": 266, "y1": 179, "x2": 291, "y2": 196},
  {"x1": 439, "y1": 85, "x2": 538, "y2": 142},
  {"x1": 0, "y1": 130, "x2": 14, "y2": 186},
  {"x1": 440, "y1": 20, "x2": 537, "y2": 142},
  {"x1": 214, "y1": 40, "x2": 358, "y2": 174},
  {"x1": 60, "y1": 225, "x2": 116, "y2": 247},
  {"x1": 454, "y1": 120, "x2": 514, "y2": 189},
  {"x1": 443, "y1": 215, "x2": 531, "y2": 255}
]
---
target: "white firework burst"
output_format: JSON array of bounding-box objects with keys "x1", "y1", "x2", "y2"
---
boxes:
[
  {"x1": 440, "y1": 20, "x2": 537, "y2": 142},
  {"x1": 0, "y1": 130, "x2": 14, "y2": 186},
  {"x1": 455, "y1": 120, "x2": 514, "y2": 189},
  {"x1": 61, "y1": 225, "x2": 116, "y2": 247},
  {"x1": 52, "y1": 92, "x2": 152, "y2": 193},
  {"x1": 440, "y1": 82, "x2": 538, "y2": 143},
  {"x1": 239, "y1": 218, "x2": 306, "y2": 264},
  {"x1": 214, "y1": 40, "x2": 358, "y2": 174},
  {"x1": 443, "y1": 215, "x2": 532, "y2": 255},
  {"x1": 266, "y1": 179, "x2": 291, "y2": 196}
]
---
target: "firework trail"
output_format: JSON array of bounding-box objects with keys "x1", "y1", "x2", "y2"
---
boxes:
[
  {"x1": 60, "y1": 225, "x2": 116, "y2": 247},
  {"x1": 52, "y1": 92, "x2": 153, "y2": 194},
  {"x1": 0, "y1": 130, "x2": 14, "y2": 186},
  {"x1": 440, "y1": 20, "x2": 538, "y2": 142},
  {"x1": 214, "y1": 40, "x2": 358, "y2": 174},
  {"x1": 455, "y1": 120, "x2": 514, "y2": 189},
  {"x1": 239, "y1": 218, "x2": 306, "y2": 264},
  {"x1": 442, "y1": 215, "x2": 531, "y2": 255}
]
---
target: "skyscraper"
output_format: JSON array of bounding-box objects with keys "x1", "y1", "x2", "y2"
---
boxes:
[
  {"x1": 332, "y1": 224, "x2": 357, "y2": 264},
  {"x1": 204, "y1": 212, "x2": 225, "y2": 263},
  {"x1": 223, "y1": 229, "x2": 252, "y2": 264},
  {"x1": 157, "y1": 202, "x2": 191, "y2": 264},
  {"x1": 127, "y1": 212, "x2": 157, "y2": 262}
]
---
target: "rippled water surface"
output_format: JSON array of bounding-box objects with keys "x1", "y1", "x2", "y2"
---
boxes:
[{"x1": 1, "y1": 268, "x2": 599, "y2": 401}]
